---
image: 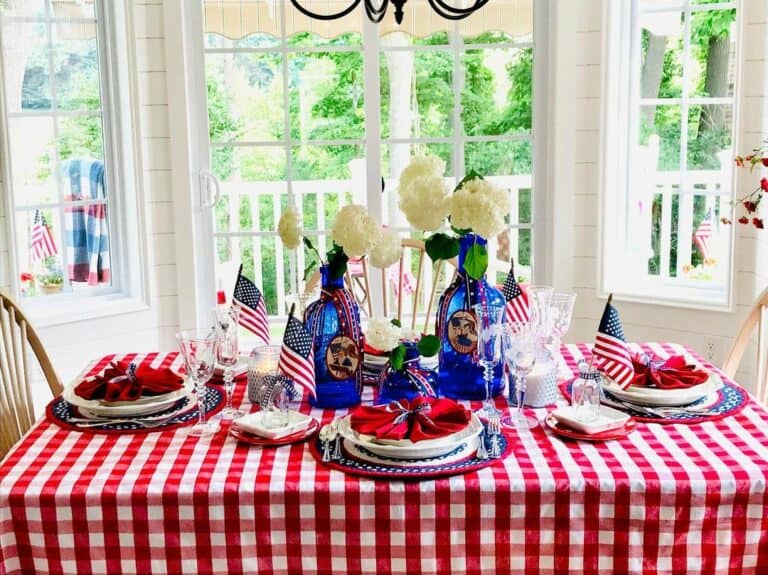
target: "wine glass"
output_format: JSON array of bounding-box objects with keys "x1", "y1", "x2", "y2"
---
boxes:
[
  {"x1": 473, "y1": 303, "x2": 505, "y2": 419},
  {"x1": 214, "y1": 306, "x2": 244, "y2": 420},
  {"x1": 526, "y1": 285, "x2": 554, "y2": 344},
  {"x1": 550, "y1": 290, "x2": 576, "y2": 366},
  {"x1": 503, "y1": 322, "x2": 539, "y2": 429},
  {"x1": 177, "y1": 329, "x2": 218, "y2": 436}
]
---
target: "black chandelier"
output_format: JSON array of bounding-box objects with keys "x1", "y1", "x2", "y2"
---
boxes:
[{"x1": 289, "y1": 0, "x2": 491, "y2": 25}]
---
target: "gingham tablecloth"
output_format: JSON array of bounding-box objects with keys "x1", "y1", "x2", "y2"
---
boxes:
[{"x1": 1, "y1": 344, "x2": 768, "y2": 575}]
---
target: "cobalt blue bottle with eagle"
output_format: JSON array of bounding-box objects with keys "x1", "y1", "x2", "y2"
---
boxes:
[
  {"x1": 436, "y1": 234, "x2": 506, "y2": 400},
  {"x1": 303, "y1": 264, "x2": 363, "y2": 408}
]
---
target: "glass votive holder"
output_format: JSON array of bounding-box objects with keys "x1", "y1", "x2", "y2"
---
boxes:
[{"x1": 248, "y1": 345, "x2": 281, "y2": 405}]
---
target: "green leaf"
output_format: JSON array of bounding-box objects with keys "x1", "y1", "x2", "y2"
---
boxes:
[
  {"x1": 450, "y1": 224, "x2": 472, "y2": 236},
  {"x1": 390, "y1": 318, "x2": 402, "y2": 328},
  {"x1": 425, "y1": 233, "x2": 460, "y2": 262},
  {"x1": 454, "y1": 169, "x2": 484, "y2": 192},
  {"x1": 303, "y1": 254, "x2": 319, "y2": 282},
  {"x1": 464, "y1": 241, "x2": 488, "y2": 280},
  {"x1": 390, "y1": 344, "x2": 406, "y2": 371},
  {"x1": 326, "y1": 243, "x2": 349, "y2": 281},
  {"x1": 303, "y1": 236, "x2": 322, "y2": 261},
  {"x1": 417, "y1": 334, "x2": 440, "y2": 357}
]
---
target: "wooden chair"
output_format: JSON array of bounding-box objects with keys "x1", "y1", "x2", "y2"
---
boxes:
[
  {"x1": 302, "y1": 239, "x2": 457, "y2": 333},
  {"x1": 0, "y1": 292, "x2": 62, "y2": 458},
  {"x1": 722, "y1": 286, "x2": 768, "y2": 405}
]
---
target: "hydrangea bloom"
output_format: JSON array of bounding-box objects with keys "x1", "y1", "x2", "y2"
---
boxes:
[
  {"x1": 398, "y1": 154, "x2": 446, "y2": 193},
  {"x1": 330, "y1": 204, "x2": 382, "y2": 258},
  {"x1": 277, "y1": 205, "x2": 302, "y2": 250},
  {"x1": 370, "y1": 229, "x2": 403, "y2": 269},
  {"x1": 447, "y1": 178, "x2": 510, "y2": 240},
  {"x1": 365, "y1": 318, "x2": 402, "y2": 352},
  {"x1": 399, "y1": 175, "x2": 450, "y2": 232}
]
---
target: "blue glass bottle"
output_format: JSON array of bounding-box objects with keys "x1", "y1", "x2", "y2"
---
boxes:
[
  {"x1": 377, "y1": 342, "x2": 438, "y2": 404},
  {"x1": 436, "y1": 234, "x2": 506, "y2": 400},
  {"x1": 303, "y1": 265, "x2": 363, "y2": 408}
]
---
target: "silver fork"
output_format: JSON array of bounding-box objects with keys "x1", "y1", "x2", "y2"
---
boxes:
[
  {"x1": 72, "y1": 415, "x2": 181, "y2": 429},
  {"x1": 488, "y1": 416, "x2": 502, "y2": 458}
]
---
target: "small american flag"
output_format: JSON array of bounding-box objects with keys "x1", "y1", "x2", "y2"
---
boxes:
[
  {"x1": 502, "y1": 263, "x2": 530, "y2": 324},
  {"x1": 31, "y1": 210, "x2": 58, "y2": 262},
  {"x1": 593, "y1": 297, "x2": 634, "y2": 389},
  {"x1": 693, "y1": 208, "x2": 712, "y2": 260},
  {"x1": 277, "y1": 314, "x2": 315, "y2": 399},
  {"x1": 233, "y1": 265, "x2": 270, "y2": 345}
]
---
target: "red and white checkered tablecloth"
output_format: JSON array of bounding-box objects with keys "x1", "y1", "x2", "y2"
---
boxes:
[{"x1": 1, "y1": 344, "x2": 768, "y2": 575}]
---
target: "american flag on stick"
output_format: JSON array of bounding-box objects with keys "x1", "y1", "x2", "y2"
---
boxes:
[
  {"x1": 233, "y1": 265, "x2": 270, "y2": 345},
  {"x1": 277, "y1": 304, "x2": 315, "y2": 398},
  {"x1": 593, "y1": 294, "x2": 634, "y2": 389},
  {"x1": 693, "y1": 208, "x2": 712, "y2": 260},
  {"x1": 31, "y1": 210, "x2": 58, "y2": 262},
  {"x1": 502, "y1": 260, "x2": 530, "y2": 324}
]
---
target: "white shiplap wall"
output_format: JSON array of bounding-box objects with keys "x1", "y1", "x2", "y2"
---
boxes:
[
  {"x1": 565, "y1": 0, "x2": 768, "y2": 392},
  {"x1": 0, "y1": 0, "x2": 180, "y2": 413}
]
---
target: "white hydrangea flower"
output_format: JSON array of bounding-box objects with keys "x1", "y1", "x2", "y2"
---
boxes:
[
  {"x1": 370, "y1": 229, "x2": 403, "y2": 269},
  {"x1": 398, "y1": 154, "x2": 446, "y2": 193},
  {"x1": 447, "y1": 177, "x2": 511, "y2": 240},
  {"x1": 365, "y1": 318, "x2": 402, "y2": 352},
  {"x1": 398, "y1": 175, "x2": 450, "y2": 232},
  {"x1": 330, "y1": 204, "x2": 382, "y2": 258},
  {"x1": 399, "y1": 327, "x2": 421, "y2": 342},
  {"x1": 277, "y1": 205, "x2": 302, "y2": 250}
]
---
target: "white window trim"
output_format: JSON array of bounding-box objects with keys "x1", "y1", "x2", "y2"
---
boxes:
[
  {"x1": 598, "y1": 0, "x2": 742, "y2": 312},
  {"x1": 164, "y1": 0, "x2": 551, "y2": 330},
  {"x1": 0, "y1": 0, "x2": 149, "y2": 326}
]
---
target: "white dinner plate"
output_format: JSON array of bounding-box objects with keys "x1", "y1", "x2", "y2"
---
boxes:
[
  {"x1": 62, "y1": 376, "x2": 193, "y2": 417},
  {"x1": 342, "y1": 436, "x2": 478, "y2": 468},
  {"x1": 601, "y1": 369, "x2": 720, "y2": 407},
  {"x1": 337, "y1": 414, "x2": 482, "y2": 460}
]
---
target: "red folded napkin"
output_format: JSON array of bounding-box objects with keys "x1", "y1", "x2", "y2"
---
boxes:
[
  {"x1": 629, "y1": 353, "x2": 709, "y2": 389},
  {"x1": 75, "y1": 360, "x2": 184, "y2": 401},
  {"x1": 350, "y1": 396, "x2": 471, "y2": 442}
]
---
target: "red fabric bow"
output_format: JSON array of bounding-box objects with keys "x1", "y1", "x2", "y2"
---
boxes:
[
  {"x1": 350, "y1": 396, "x2": 471, "y2": 442},
  {"x1": 629, "y1": 353, "x2": 709, "y2": 389},
  {"x1": 75, "y1": 360, "x2": 184, "y2": 402}
]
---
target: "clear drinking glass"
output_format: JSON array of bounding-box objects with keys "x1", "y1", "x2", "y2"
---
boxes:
[
  {"x1": 214, "y1": 306, "x2": 244, "y2": 420},
  {"x1": 572, "y1": 361, "x2": 601, "y2": 422},
  {"x1": 473, "y1": 303, "x2": 505, "y2": 419},
  {"x1": 526, "y1": 285, "x2": 554, "y2": 343},
  {"x1": 503, "y1": 322, "x2": 539, "y2": 429},
  {"x1": 177, "y1": 329, "x2": 218, "y2": 437},
  {"x1": 550, "y1": 290, "x2": 577, "y2": 366}
]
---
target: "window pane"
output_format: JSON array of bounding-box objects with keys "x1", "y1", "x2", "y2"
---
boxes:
[
  {"x1": 461, "y1": 46, "x2": 532, "y2": 136},
  {"x1": 288, "y1": 31, "x2": 362, "y2": 48},
  {"x1": 205, "y1": 33, "x2": 280, "y2": 49},
  {"x1": 639, "y1": 104, "x2": 682, "y2": 171},
  {"x1": 57, "y1": 114, "x2": 104, "y2": 161},
  {"x1": 465, "y1": 140, "x2": 532, "y2": 176},
  {"x1": 53, "y1": 34, "x2": 102, "y2": 111},
  {"x1": 687, "y1": 104, "x2": 732, "y2": 170},
  {"x1": 8, "y1": 117, "x2": 58, "y2": 207},
  {"x1": 640, "y1": 11, "x2": 684, "y2": 99},
  {"x1": 291, "y1": 144, "x2": 363, "y2": 181},
  {"x1": 212, "y1": 146, "x2": 286, "y2": 183},
  {"x1": 206, "y1": 52, "x2": 284, "y2": 142},
  {"x1": 2, "y1": 23, "x2": 51, "y2": 113},
  {"x1": 380, "y1": 49, "x2": 454, "y2": 138},
  {"x1": 287, "y1": 51, "x2": 364, "y2": 141},
  {"x1": 688, "y1": 9, "x2": 737, "y2": 98},
  {"x1": 463, "y1": 31, "x2": 520, "y2": 45}
]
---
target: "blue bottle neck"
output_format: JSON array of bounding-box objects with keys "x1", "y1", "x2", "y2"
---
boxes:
[
  {"x1": 457, "y1": 234, "x2": 487, "y2": 274},
  {"x1": 320, "y1": 265, "x2": 344, "y2": 290}
]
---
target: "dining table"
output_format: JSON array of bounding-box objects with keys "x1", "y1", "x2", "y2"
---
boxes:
[{"x1": 1, "y1": 342, "x2": 768, "y2": 575}]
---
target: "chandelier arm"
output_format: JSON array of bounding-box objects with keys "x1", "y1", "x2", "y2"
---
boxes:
[
  {"x1": 425, "y1": 0, "x2": 490, "y2": 20},
  {"x1": 364, "y1": 0, "x2": 389, "y2": 23},
  {"x1": 289, "y1": 0, "x2": 362, "y2": 21}
]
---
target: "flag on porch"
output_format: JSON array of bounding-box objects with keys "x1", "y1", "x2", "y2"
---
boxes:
[
  {"x1": 693, "y1": 208, "x2": 712, "y2": 260},
  {"x1": 277, "y1": 312, "x2": 315, "y2": 399},
  {"x1": 593, "y1": 295, "x2": 634, "y2": 389},
  {"x1": 502, "y1": 261, "x2": 529, "y2": 324},
  {"x1": 31, "y1": 210, "x2": 58, "y2": 262},
  {"x1": 233, "y1": 265, "x2": 270, "y2": 345}
]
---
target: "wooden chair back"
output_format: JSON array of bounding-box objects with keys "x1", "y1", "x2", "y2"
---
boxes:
[
  {"x1": 0, "y1": 292, "x2": 62, "y2": 458},
  {"x1": 722, "y1": 286, "x2": 768, "y2": 405}
]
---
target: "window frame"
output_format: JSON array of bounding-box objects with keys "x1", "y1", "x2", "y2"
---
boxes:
[
  {"x1": 599, "y1": 0, "x2": 741, "y2": 312},
  {"x1": 186, "y1": 1, "x2": 548, "y2": 325},
  {"x1": 0, "y1": 0, "x2": 147, "y2": 325}
]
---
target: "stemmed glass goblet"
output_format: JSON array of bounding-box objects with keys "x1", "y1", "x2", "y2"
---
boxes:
[
  {"x1": 503, "y1": 322, "x2": 539, "y2": 429},
  {"x1": 550, "y1": 290, "x2": 576, "y2": 366},
  {"x1": 177, "y1": 329, "x2": 218, "y2": 436},
  {"x1": 214, "y1": 306, "x2": 244, "y2": 420},
  {"x1": 473, "y1": 303, "x2": 505, "y2": 419}
]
